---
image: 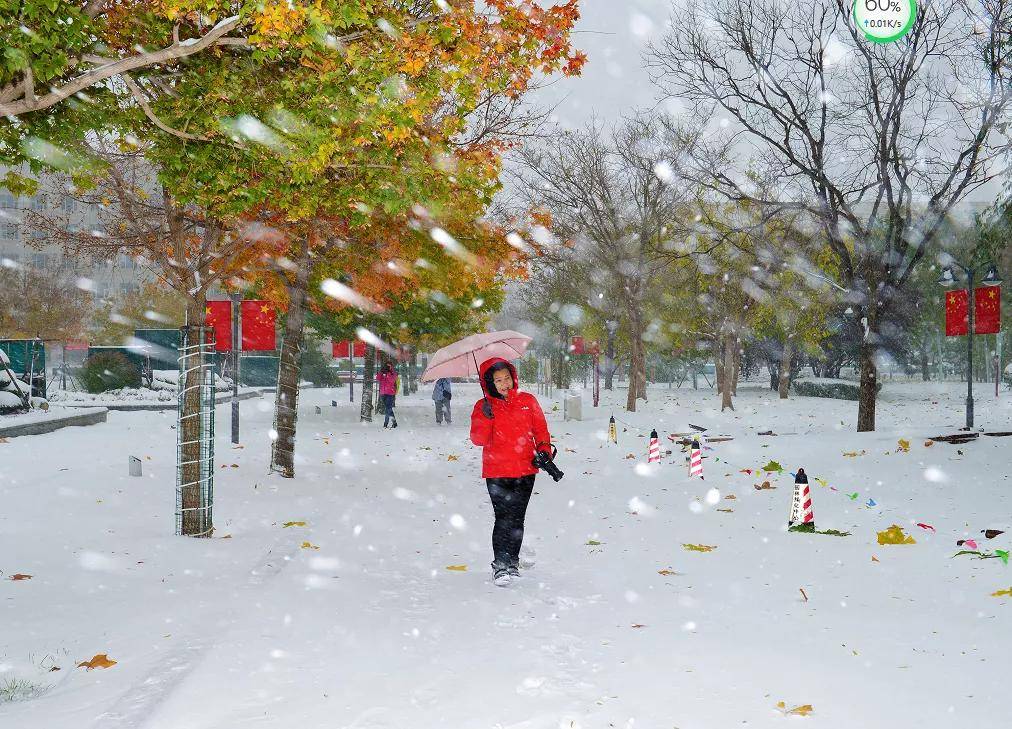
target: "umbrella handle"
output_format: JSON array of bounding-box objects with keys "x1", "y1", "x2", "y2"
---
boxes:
[{"x1": 473, "y1": 351, "x2": 493, "y2": 419}]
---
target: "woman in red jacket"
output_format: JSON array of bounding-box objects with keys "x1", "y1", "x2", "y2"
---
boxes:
[{"x1": 470, "y1": 357, "x2": 552, "y2": 585}]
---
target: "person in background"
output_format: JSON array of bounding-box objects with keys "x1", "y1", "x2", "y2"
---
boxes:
[
  {"x1": 432, "y1": 377, "x2": 452, "y2": 425},
  {"x1": 377, "y1": 361, "x2": 398, "y2": 428}
]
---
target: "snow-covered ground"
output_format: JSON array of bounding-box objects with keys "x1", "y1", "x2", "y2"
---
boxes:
[{"x1": 1, "y1": 379, "x2": 1010, "y2": 728}]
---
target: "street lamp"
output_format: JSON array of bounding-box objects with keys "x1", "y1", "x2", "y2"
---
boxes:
[{"x1": 937, "y1": 259, "x2": 1003, "y2": 430}]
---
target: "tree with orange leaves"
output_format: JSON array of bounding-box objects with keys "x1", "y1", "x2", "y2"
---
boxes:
[{"x1": 130, "y1": 1, "x2": 583, "y2": 478}]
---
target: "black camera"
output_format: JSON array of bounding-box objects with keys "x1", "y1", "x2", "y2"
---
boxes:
[{"x1": 532, "y1": 444, "x2": 564, "y2": 482}]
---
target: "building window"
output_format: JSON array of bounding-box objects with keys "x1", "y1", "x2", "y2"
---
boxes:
[
  {"x1": 32, "y1": 253, "x2": 48, "y2": 269},
  {"x1": 30, "y1": 195, "x2": 46, "y2": 211},
  {"x1": 0, "y1": 193, "x2": 17, "y2": 209},
  {"x1": 62, "y1": 197, "x2": 76, "y2": 214}
]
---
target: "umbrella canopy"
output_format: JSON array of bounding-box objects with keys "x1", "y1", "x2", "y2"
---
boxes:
[{"x1": 420, "y1": 330, "x2": 532, "y2": 383}]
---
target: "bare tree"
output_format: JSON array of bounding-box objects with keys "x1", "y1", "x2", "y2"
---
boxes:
[
  {"x1": 0, "y1": 264, "x2": 92, "y2": 340},
  {"x1": 513, "y1": 118, "x2": 695, "y2": 412},
  {"x1": 649, "y1": 0, "x2": 1012, "y2": 430}
]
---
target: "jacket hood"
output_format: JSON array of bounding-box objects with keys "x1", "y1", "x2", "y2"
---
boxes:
[{"x1": 479, "y1": 357, "x2": 518, "y2": 400}]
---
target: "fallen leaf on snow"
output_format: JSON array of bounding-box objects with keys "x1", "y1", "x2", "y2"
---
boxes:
[
  {"x1": 916, "y1": 522, "x2": 935, "y2": 532},
  {"x1": 877, "y1": 525, "x2": 916, "y2": 545},
  {"x1": 657, "y1": 569, "x2": 681, "y2": 576},
  {"x1": 842, "y1": 450, "x2": 866, "y2": 457},
  {"x1": 10, "y1": 573, "x2": 32, "y2": 580},
  {"x1": 445, "y1": 565, "x2": 467, "y2": 571},
  {"x1": 991, "y1": 587, "x2": 1012, "y2": 597},
  {"x1": 761, "y1": 460, "x2": 783, "y2": 473},
  {"x1": 682, "y1": 543, "x2": 716, "y2": 552},
  {"x1": 282, "y1": 521, "x2": 307, "y2": 528},
  {"x1": 754, "y1": 481, "x2": 775, "y2": 490},
  {"x1": 78, "y1": 654, "x2": 117, "y2": 670},
  {"x1": 725, "y1": 494, "x2": 737, "y2": 500},
  {"x1": 983, "y1": 529, "x2": 1005, "y2": 539},
  {"x1": 776, "y1": 701, "x2": 814, "y2": 717},
  {"x1": 871, "y1": 556, "x2": 880, "y2": 562},
  {"x1": 896, "y1": 439, "x2": 910, "y2": 452},
  {"x1": 631, "y1": 624, "x2": 646, "y2": 628},
  {"x1": 586, "y1": 539, "x2": 602, "y2": 546},
  {"x1": 446, "y1": 455, "x2": 459, "y2": 461},
  {"x1": 716, "y1": 508, "x2": 734, "y2": 513},
  {"x1": 923, "y1": 440, "x2": 934, "y2": 448},
  {"x1": 301, "y1": 541, "x2": 319, "y2": 550}
]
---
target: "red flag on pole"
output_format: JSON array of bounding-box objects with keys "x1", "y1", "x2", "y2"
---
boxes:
[
  {"x1": 571, "y1": 336, "x2": 585, "y2": 355},
  {"x1": 241, "y1": 300, "x2": 276, "y2": 351},
  {"x1": 331, "y1": 340, "x2": 366, "y2": 358},
  {"x1": 945, "y1": 290, "x2": 968, "y2": 336},
  {"x1": 205, "y1": 300, "x2": 232, "y2": 351},
  {"x1": 975, "y1": 286, "x2": 1001, "y2": 334}
]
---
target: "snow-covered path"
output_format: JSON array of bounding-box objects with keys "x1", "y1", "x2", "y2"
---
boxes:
[{"x1": 2, "y1": 381, "x2": 1010, "y2": 728}]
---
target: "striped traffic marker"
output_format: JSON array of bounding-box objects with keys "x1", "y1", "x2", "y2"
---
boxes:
[
  {"x1": 688, "y1": 438, "x2": 703, "y2": 479},
  {"x1": 788, "y1": 468, "x2": 815, "y2": 529},
  {"x1": 648, "y1": 429, "x2": 661, "y2": 463}
]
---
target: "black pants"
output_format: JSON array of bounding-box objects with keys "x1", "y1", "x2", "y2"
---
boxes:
[{"x1": 486, "y1": 475, "x2": 535, "y2": 568}]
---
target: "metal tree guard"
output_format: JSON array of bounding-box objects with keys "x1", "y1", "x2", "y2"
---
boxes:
[{"x1": 176, "y1": 325, "x2": 216, "y2": 537}]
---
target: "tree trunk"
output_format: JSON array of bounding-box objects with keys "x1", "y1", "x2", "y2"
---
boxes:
[
  {"x1": 720, "y1": 333, "x2": 735, "y2": 411},
  {"x1": 360, "y1": 344, "x2": 376, "y2": 421},
  {"x1": 920, "y1": 337, "x2": 930, "y2": 381},
  {"x1": 856, "y1": 336, "x2": 878, "y2": 432},
  {"x1": 409, "y1": 349, "x2": 418, "y2": 394},
  {"x1": 604, "y1": 328, "x2": 616, "y2": 390},
  {"x1": 375, "y1": 350, "x2": 385, "y2": 413},
  {"x1": 714, "y1": 339, "x2": 724, "y2": 394},
  {"x1": 270, "y1": 240, "x2": 311, "y2": 478},
  {"x1": 778, "y1": 337, "x2": 793, "y2": 399},
  {"x1": 625, "y1": 307, "x2": 647, "y2": 411},
  {"x1": 731, "y1": 335, "x2": 740, "y2": 396},
  {"x1": 180, "y1": 294, "x2": 208, "y2": 536}
]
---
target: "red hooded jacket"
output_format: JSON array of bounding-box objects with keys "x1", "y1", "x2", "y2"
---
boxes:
[{"x1": 470, "y1": 357, "x2": 552, "y2": 479}]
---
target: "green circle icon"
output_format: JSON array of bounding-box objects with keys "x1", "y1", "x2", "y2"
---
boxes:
[{"x1": 853, "y1": 0, "x2": 917, "y2": 43}]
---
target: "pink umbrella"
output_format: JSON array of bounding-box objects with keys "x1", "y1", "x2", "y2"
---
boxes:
[{"x1": 420, "y1": 330, "x2": 533, "y2": 383}]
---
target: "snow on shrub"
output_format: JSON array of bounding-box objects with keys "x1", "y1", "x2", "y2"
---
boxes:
[
  {"x1": 80, "y1": 351, "x2": 142, "y2": 393},
  {"x1": 792, "y1": 378, "x2": 882, "y2": 401}
]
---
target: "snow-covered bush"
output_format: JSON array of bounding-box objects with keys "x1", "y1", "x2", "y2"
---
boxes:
[
  {"x1": 80, "y1": 351, "x2": 142, "y2": 393},
  {"x1": 793, "y1": 378, "x2": 882, "y2": 401}
]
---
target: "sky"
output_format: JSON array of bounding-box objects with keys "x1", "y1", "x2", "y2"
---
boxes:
[
  {"x1": 529, "y1": 0, "x2": 675, "y2": 130},
  {"x1": 527, "y1": 0, "x2": 1002, "y2": 214}
]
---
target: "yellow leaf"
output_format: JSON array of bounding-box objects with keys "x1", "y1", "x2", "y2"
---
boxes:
[
  {"x1": 992, "y1": 587, "x2": 1012, "y2": 597},
  {"x1": 842, "y1": 450, "x2": 866, "y2": 457},
  {"x1": 445, "y1": 565, "x2": 467, "y2": 571},
  {"x1": 776, "y1": 701, "x2": 814, "y2": 716},
  {"x1": 447, "y1": 455, "x2": 459, "y2": 461},
  {"x1": 897, "y1": 439, "x2": 910, "y2": 452},
  {"x1": 657, "y1": 569, "x2": 681, "y2": 576},
  {"x1": 682, "y1": 543, "x2": 716, "y2": 552},
  {"x1": 301, "y1": 541, "x2": 319, "y2": 550},
  {"x1": 282, "y1": 521, "x2": 307, "y2": 528},
  {"x1": 877, "y1": 525, "x2": 916, "y2": 545},
  {"x1": 77, "y1": 654, "x2": 117, "y2": 670}
]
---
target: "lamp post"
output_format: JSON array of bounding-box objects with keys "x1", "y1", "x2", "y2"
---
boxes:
[{"x1": 937, "y1": 261, "x2": 1003, "y2": 430}]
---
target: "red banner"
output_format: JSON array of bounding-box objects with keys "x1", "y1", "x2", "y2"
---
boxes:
[
  {"x1": 241, "y1": 300, "x2": 276, "y2": 351},
  {"x1": 332, "y1": 340, "x2": 366, "y2": 358},
  {"x1": 570, "y1": 336, "x2": 584, "y2": 355},
  {"x1": 205, "y1": 300, "x2": 232, "y2": 351},
  {"x1": 975, "y1": 285, "x2": 1001, "y2": 334},
  {"x1": 945, "y1": 288, "x2": 1002, "y2": 336}
]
